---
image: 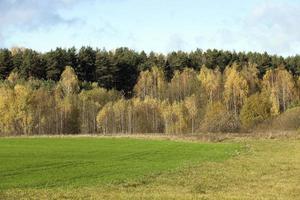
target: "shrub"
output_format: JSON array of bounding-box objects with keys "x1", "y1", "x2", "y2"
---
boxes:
[
  {"x1": 200, "y1": 101, "x2": 239, "y2": 133},
  {"x1": 257, "y1": 106, "x2": 300, "y2": 131},
  {"x1": 240, "y1": 93, "x2": 271, "y2": 130}
]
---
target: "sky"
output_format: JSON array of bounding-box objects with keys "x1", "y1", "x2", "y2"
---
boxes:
[{"x1": 0, "y1": 0, "x2": 300, "y2": 56}]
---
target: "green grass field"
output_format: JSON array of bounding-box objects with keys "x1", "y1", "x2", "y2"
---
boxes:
[
  {"x1": 0, "y1": 137, "x2": 239, "y2": 189},
  {"x1": 0, "y1": 136, "x2": 299, "y2": 200}
]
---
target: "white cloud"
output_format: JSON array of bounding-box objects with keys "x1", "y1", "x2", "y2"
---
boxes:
[
  {"x1": 0, "y1": 0, "x2": 84, "y2": 47},
  {"x1": 1, "y1": 0, "x2": 300, "y2": 56},
  {"x1": 166, "y1": 34, "x2": 189, "y2": 52},
  {"x1": 193, "y1": 1, "x2": 300, "y2": 56},
  {"x1": 243, "y1": 1, "x2": 300, "y2": 55}
]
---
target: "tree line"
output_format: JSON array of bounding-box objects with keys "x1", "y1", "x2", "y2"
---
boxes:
[
  {"x1": 2, "y1": 47, "x2": 300, "y2": 96},
  {"x1": 0, "y1": 58, "x2": 299, "y2": 135}
]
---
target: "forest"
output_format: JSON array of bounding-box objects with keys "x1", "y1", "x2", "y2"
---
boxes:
[{"x1": 0, "y1": 47, "x2": 299, "y2": 135}]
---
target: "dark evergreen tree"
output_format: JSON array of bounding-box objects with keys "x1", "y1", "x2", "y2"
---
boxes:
[
  {"x1": 76, "y1": 46, "x2": 96, "y2": 81},
  {"x1": 286, "y1": 55, "x2": 300, "y2": 75},
  {"x1": 155, "y1": 53, "x2": 166, "y2": 68},
  {"x1": 0, "y1": 46, "x2": 300, "y2": 95},
  {"x1": 163, "y1": 60, "x2": 173, "y2": 81},
  {"x1": 113, "y1": 47, "x2": 139, "y2": 96},
  {"x1": 189, "y1": 48, "x2": 203, "y2": 70},
  {"x1": 66, "y1": 47, "x2": 78, "y2": 69},
  {"x1": 167, "y1": 51, "x2": 191, "y2": 72},
  {"x1": 95, "y1": 50, "x2": 116, "y2": 89},
  {"x1": 0, "y1": 49, "x2": 13, "y2": 79},
  {"x1": 258, "y1": 52, "x2": 272, "y2": 78},
  {"x1": 45, "y1": 48, "x2": 68, "y2": 81},
  {"x1": 11, "y1": 49, "x2": 24, "y2": 72},
  {"x1": 137, "y1": 51, "x2": 149, "y2": 71},
  {"x1": 19, "y1": 49, "x2": 45, "y2": 79}
]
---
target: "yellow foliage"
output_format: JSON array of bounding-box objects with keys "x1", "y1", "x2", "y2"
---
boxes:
[
  {"x1": 240, "y1": 93, "x2": 271, "y2": 129},
  {"x1": 184, "y1": 95, "x2": 198, "y2": 133},
  {"x1": 262, "y1": 67, "x2": 296, "y2": 114},
  {"x1": 162, "y1": 101, "x2": 188, "y2": 134},
  {"x1": 134, "y1": 66, "x2": 166, "y2": 100},
  {"x1": 198, "y1": 65, "x2": 222, "y2": 103},
  {"x1": 59, "y1": 66, "x2": 79, "y2": 96},
  {"x1": 168, "y1": 68, "x2": 200, "y2": 102},
  {"x1": 241, "y1": 63, "x2": 259, "y2": 94},
  {"x1": 201, "y1": 101, "x2": 239, "y2": 133},
  {"x1": 224, "y1": 64, "x2": 249, "y2": 116}
]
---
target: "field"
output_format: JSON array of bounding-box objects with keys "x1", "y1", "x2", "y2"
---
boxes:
[{"x1": 0, "y1": 136, "x2": 299, "y2": 199}]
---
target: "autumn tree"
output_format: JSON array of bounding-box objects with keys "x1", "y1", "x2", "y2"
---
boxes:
[
  {"x1": 56, "y1": 66, "x2": 80, "y2": 134},
  {"x1": 112, "y1": 99, "x2": 128, "y2": 133},
  {"x1": 162, "y1": 101, "x2": 187, "y2": 134},
  {"x1": 79, "y1": 86, "x2": 121, "y2": 133},
  {"x1": 131, "y1": 97, "x2": 164, "y2": 133},
  {"x1": 134, "y1": 66, "x2": 166, "y2": 100},
  {"x1": 0, "y1": 86, "x2": 15, "y2": 135},
  {"x1": 3, "y1": 46, "x2": 300, "y2": 136},
  {"x1": 198, "y1": 65, "x2": 222, "y2": 104},
  {"x1": 97, "y1": 97, "x2": 164, "y2": 134},
  {"x1": 241, "y1": 63, "x2": 260, "y2": 95},
  {"x1": 13, "y1": 84, "x2": 35, "y2": 135},
  {"x1": 240, "y1": 93, "x2": 271, "y2": 129},
  {"x1": 224, "y1": 63, "x2": 249, "y2": 116},
  {"x1": 262, "y1": 66, "x2": 296, "y2": 114},
  {"x1": 59, "y1": 66, "x2": 79, "y2": 96},
  {"x1": 31, "y1": 86, "x2": 56, "y2": 135},
  {"x1": 200, "y1": 101, "x2": 239, "y2": 133},
  {"x1": 168, "y1": 68, "x2": 200, "y2": 102},
  {"x1": 184, "y1": 95, "x2": 198, "y2": 134},
  {"x1": 97, "y1": 102, "x2": 114, "y2": 134}
]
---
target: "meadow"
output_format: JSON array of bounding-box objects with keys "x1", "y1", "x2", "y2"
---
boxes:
[
  {"x1": 0, "y1": 138, "x2": 239, "y2": 189},
  {"x1": 0, "y1": 136, "x2": 299, "y2": 199}
]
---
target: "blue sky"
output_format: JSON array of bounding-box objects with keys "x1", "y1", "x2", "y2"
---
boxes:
[{"x1": 0, "y1": 0, "x2": 299, "y2": 56}]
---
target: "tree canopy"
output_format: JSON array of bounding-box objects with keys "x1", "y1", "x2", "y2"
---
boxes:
[
  {"x1": 0, "y1": 47, "x2": 300, "y2": 135},
  {"x1": 1, "y1": 47, "x2": 300, "y2": 96}
]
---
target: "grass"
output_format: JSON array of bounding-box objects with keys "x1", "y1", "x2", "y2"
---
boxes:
[
  {"x1": 0, "y1": 137, "x2": 239, "y2": 190},
  {"x1": 0, "y1": 137, "x2": 299, "y2": 199}
]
